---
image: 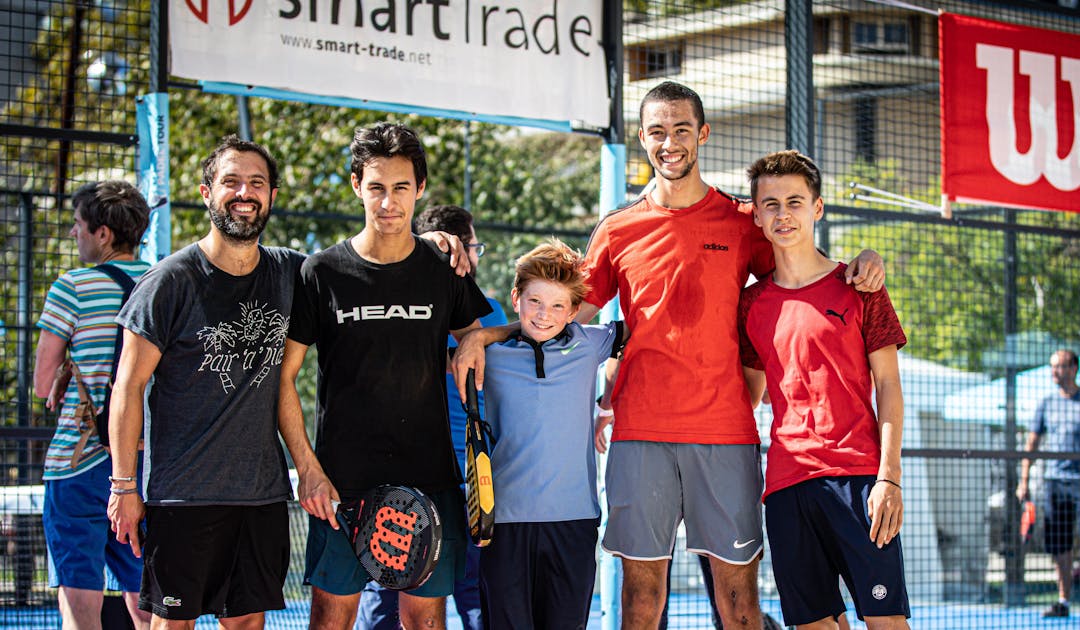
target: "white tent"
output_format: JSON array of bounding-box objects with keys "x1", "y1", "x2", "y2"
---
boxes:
[
  {"x1": 943, "y1": 365, "x2": 1053, "y2": 428},
  {"x1": 897, "y1": 353, "x2": 987, "y2": 601}
]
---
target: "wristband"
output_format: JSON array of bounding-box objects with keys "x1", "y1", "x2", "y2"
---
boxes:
[
  {"x1": 595, "y1": 404, "x2": 614, "y2": 418},
  {"x1": 109, "y1": 487, "x2": 138, "y2": 495},
  {"x1": 876, "y1": 478, "x2": 901, "y2": 490},
  {"x1": 108, "y1": 475, "x2": 136, "y2": 483}
]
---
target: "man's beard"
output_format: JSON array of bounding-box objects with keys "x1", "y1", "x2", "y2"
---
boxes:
[
  {"x1": 654, "y1": 151, "x2": 696, "y2": 182},
  {"x1": 208, "y1": 196, "x2": 270, "y2": 242}
]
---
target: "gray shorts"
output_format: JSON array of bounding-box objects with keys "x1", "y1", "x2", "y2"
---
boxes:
[{"x1": 601, "y1": 441, "x2": 763, "y2": 564}]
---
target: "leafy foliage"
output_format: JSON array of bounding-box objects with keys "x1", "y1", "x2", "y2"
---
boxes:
[
  {"x1": 832, "y1": 160, "x2": 1080, "y2": 373},
  {"x1": 0, "y1": 1, "x2": 601, "y2": 431}
]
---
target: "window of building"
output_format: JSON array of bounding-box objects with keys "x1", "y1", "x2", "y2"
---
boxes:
[
  {"x1": 813, "y1": 17, "x2": 832, "y2": 54},
  {"x1": 851, "y1": 19, "x2": 910, "y2": 53},
  {"x1": 628, "y1": 43, "x2": 684, "y2": 81}
]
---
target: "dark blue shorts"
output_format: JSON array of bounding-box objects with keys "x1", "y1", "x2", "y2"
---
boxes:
[
  {"x1": 765, "y1": 476, "x2": 910, "y2": 625},
  {"x1": 479, "y1": 518, "x2": 599, "y2": 630},
  {"x1": 1042, "y1": 478, "x2": 1080, "y2": 556},
  {"x1": 43, "y1": 459, "x2": 143, "y2": 592},
  {"x1": 305, "y1": 487, "x2": 467, "y2": 599}
]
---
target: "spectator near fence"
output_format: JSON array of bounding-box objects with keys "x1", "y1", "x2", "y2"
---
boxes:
[
  {"x1": 1017, "y1": 349, "x2": 1080, "y2": 619},
  {"x1": 33, "y1": 180, "x2": 152, "y2": 629}
]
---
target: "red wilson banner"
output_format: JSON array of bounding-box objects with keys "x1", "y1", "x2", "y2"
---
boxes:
[{"x1": 940, "y1": 13, "x2": 1080, "y2": 213}]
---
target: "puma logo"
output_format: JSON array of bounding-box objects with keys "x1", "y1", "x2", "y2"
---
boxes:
[{"x1": 826, "y1": 308, "x2": 848, "y2": 325}]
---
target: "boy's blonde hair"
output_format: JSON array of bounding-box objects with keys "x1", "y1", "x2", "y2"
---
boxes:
[{"x1": 513, "y1": 238, "x2": 590, "y2": 306}]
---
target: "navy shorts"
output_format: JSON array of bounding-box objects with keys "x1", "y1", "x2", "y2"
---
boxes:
[
  {"x1": 43, "y1": 459, "x2": 143, "y2": 592},
  {"x1": 765, "y1": 476, "x2": 910, "y2": 625},
  {"x1": 1042, "y1": 478, "x2": 1080, "y2": 556},
  {"x1": 479, "y1": 518, "x2": 599, "y2": 629},
  {"x1": 139, "y1": 502, "x2": 289, "y2": 620},
  {"x1": 305, "y1": 487, "x2": 467, "y2": 599}
]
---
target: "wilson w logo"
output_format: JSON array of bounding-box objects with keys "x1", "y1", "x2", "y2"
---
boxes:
[
  {"x1": 975, "y1": 44, "x2": 1080, "y2": 192},
  {"x1": 369, "y1": 507, "x2": 417, "y2": 571},
  {"x1": 185, "y1": 0, "x2": 253, "y2": 26}
]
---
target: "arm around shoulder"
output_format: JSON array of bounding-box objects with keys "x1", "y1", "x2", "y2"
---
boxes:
[
  {"x1": 450, "y1": 322, "x2": 521, "y2": 401},
  {"x1": 846, "y1": 249, "x2": 886, "y2": 293}
]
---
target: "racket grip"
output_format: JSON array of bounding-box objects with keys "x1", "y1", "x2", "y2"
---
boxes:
[
  {"x1": 466, "y1": 369, "x2": 479, "y2": 414},
  {"x1": 331, "y1": 500, "x2": 341, "y2": 513}
]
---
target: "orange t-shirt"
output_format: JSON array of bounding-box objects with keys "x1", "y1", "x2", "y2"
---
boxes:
[{"x1": 584, "y1": 188, "x2": 774, "y2": 444}]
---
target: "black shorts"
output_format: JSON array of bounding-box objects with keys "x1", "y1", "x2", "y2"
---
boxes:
[
  {"x1": 1042, "y1": 479, "x2": 1080, "y2": 556},
  {"x1": 479, "y1": 518, "x2": 599, "y2": 630},
  {"x1": 139, "y1": 502, "x2": 289, "y2": 620},
  {"x1": 765, "y1": 476, "x2": 910, "y2": 625}
]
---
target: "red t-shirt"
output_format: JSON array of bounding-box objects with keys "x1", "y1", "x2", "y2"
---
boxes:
[
  {"x1": 584, "y1": 188, "x2": 774, "y2": 444},
  {"x1": 738, "y1": 264, "x2": 907, "y2": 498}
]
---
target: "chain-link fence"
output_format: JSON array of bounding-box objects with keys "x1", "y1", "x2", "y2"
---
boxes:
[{"x1": 2, "y1": 1, "x2": 1080, "y2": 628}]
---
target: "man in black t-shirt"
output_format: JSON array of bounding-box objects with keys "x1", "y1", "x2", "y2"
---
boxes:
[
  {"x1": 108, "y1": 136, "x2": 302, "y2": 627},
  {"x1": 279, "y1": 122, "x2": 491, "y2": 630}
]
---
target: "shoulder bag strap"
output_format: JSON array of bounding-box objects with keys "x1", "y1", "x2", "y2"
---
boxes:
[{"x1": 92, "y1": 263, "x2": 137, "y2": 381}]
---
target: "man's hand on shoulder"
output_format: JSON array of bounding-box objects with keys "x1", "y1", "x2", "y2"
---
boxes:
[
  {"x1": 450, "y1": 323, "x2": 520, "y2": 402},
  {"x1": 418, "y1": 230, "x2": 470, "y2": 277},
  {"x1": 846, "y1": 249, "x2": 885, "y2": 292}
]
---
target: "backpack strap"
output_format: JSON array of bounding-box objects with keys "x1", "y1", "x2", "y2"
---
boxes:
[
  {"x1": 67, "y1": 360, "x2": 98, "y2": 468},
  {"x1": 92, "y1": 263, "x2": 137, "y2": 383}
]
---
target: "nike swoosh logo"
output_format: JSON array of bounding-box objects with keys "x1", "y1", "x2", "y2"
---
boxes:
[
  {"x1": 560, "y1": 341, "x2": 581, "y2": 355},
  {"x1": 733, "y1": 539, "x2": 756, "y2": 549}
]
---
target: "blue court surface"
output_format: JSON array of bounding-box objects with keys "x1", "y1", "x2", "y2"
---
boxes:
[
  {"x1": 3, "y1": 595, "x2": 1077, "y2": 628},
  {"x1": 211, "y1": 594, "x2": 1080, "y2": 629}
]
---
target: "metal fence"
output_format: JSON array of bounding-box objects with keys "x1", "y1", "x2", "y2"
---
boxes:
[{"x1": 2, "y1": 0, "x2": 1080, "y2": 628}]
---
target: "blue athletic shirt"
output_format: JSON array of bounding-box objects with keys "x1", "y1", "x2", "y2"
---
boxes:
[
  {"x1": 1032, "y1": 390, "x2": 1080, "y2": 480},
  {"x1": 483, "y1": 321, "x2": 620, "y2": 523}
]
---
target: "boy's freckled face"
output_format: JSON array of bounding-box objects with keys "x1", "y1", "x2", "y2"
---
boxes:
[{"x1": 512, "y1": 279, "x2": 580, "y2": 344}]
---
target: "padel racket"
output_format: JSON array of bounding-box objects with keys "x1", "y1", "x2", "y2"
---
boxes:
[
  {"x1": 334, "y1": 485, "x2": 442, "y2": 590},
  {"x1": 464, "y1": 369, "x2": 495, "y2": 547},
  {"x1": 1019, "y1": 500, "x2": 1036, "y2": 544}
]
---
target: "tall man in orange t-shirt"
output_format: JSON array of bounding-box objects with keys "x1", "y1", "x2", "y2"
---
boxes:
[{"x1": 455, "y1": 81, "x2": 884, "y2": 629}]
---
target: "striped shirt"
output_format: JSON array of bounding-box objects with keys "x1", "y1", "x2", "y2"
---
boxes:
[{"x1": 37, "y1": 261, "x2": 150, "y2": 479}]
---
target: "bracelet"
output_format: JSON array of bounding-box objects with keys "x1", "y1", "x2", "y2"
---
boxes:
[
  {"x1": 876, "y1": 478, "x2": 901, "y2": 490},
  {"x1": 109, "y1": 487, "x2": 138, "y2": 495},
  {"x1": 108, "y1": 475, "x2": 136, "y2": 483},
  {"x1": 595, "y1": 404, "x2": 614, "y2": 418}
]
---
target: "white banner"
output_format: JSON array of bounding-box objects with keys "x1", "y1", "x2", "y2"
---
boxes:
[{"x1": 171, "y1": 1, "x2": 610, "y2": 128}]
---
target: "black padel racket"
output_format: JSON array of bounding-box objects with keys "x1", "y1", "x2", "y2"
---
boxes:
[
  {"x1": 334, "y1": 485, "x2": 442, "y2": 590},
  {"x1": 464, "y1": 369, "x2": 495, "y2": 547}
]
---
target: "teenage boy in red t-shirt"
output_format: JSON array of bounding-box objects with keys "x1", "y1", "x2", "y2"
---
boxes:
[{"x1": 739, "y1": 150, "x2": 910, "y2": 630}]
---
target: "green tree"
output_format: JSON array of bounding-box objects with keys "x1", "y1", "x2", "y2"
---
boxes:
[
  {"x1": 0, "y1": 2, "x2": 602, "y2": 429},
  {"x1": 830, "y1": 160, "x2": 1080, "y2": 373}
]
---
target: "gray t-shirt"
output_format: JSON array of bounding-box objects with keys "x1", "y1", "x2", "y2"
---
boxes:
[
  {"x1": 1032, "y1": 390, "x2": 1080, "y2": 480},
  {"x1": 117, "y1": 243, "x2": 305, "y2": 505}
]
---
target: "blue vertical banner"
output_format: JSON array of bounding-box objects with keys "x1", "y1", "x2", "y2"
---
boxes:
[{"x1": 136, "y1": 92, "x2": 171, "y2": 262}]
